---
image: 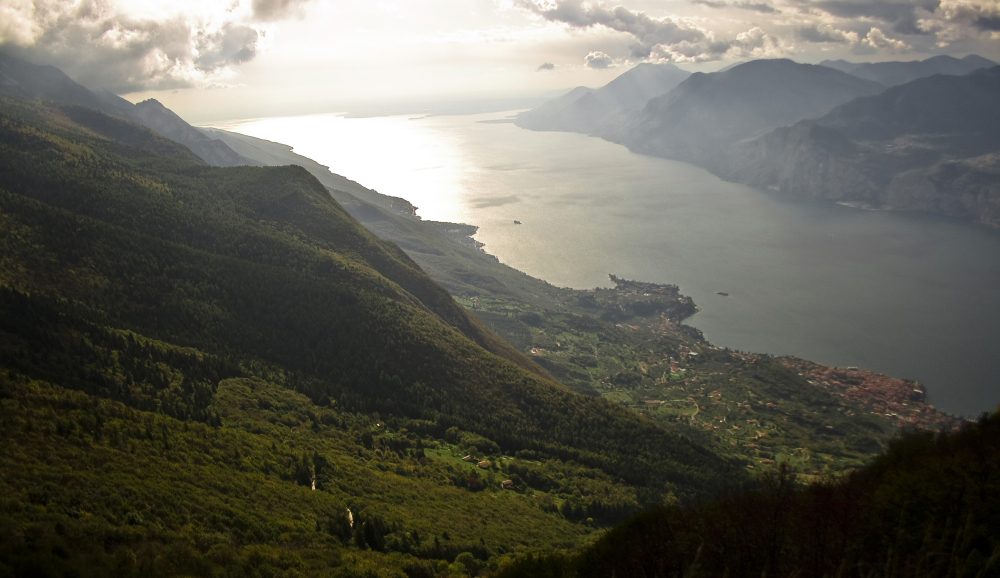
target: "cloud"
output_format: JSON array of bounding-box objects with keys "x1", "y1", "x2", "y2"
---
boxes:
[
  {"x1": 0, "y1": 0, "x2": 309, "y2": 93},
  {"x1": 513, "y1": 1, "x2": 708, "y2": 58},
  {"x1": 784, "y1": 0, "x2": 1000, "y2": 47},
  {"x1": 862, "y1": 27, "x2": 911, "y2": 50},
  {"x1": 731, "y1": 26, "x2": 788, "y2": 56},
  {"x1": 584, "y1": 50, "x2": 615, "y2": 68},
  {"x1": 251, "y1": 0, "x2": 314, "y2": 22},
  {"x1": 926, "y1": 0, "x2": 1000, "y2": 39},
  {"x1": 514, "y1": 1, "x2": 792, "y2": 62},
  {"x1": 808, "y1": 0, "x2": 940, "y2": 35},
  {"x1": 690, "y1": 0, "x2": 777, "y2": 13},
  {"x1": 536, "y1": 61, "x2": 556, "y2": 70},
  {"x1": 797, "y1": 24, "x2": 860, "y2": 43}
]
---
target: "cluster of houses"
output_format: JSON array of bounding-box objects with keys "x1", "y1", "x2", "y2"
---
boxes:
[
  {"x1": 462, "y1": 455, "x2": 515, "y2": 489},
  {"x1": 462, "y1": 455, "x2": 489, "y2": 468}
]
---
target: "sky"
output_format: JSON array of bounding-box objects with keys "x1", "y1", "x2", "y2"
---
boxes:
[{"x1": 1, "y1": 0, "x2": 999, "y2": 121}]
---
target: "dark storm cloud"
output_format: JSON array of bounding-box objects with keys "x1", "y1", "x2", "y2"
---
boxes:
[
  {"x1": 810, "y1": 0, "x2": 940, "y2": 35},
  {"x1": 974, "y1": 15, "x2": 1000, "y2": 30}
]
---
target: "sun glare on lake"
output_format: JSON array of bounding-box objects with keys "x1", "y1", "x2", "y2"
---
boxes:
[{"x1": 208, "y1": 113, "x2": 473, "y2": 224}]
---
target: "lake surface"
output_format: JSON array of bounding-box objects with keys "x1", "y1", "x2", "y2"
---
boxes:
[{"x1": 212, "y1": 111, "x2": 1000, "y2": 417}]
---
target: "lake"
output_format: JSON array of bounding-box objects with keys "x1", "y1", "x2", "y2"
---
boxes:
[{"x1": 211, "y1": 111, "x2": 1000, "y2": 417}]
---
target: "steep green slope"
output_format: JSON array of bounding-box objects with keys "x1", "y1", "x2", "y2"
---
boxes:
[
  {"x1": 0, "y1": 94, "x2": 544, "y2": 379},
  {"x1": 0, "y1": 91, "x2": 758, "y2": 577},
  {"x1": 199, "y1": 127, "x2": 586, "y2": 310}
]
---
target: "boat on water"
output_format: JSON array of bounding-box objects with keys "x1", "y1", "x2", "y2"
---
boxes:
[{"x1": 715, "y1": 292, "x2": 729, "y2": 296}]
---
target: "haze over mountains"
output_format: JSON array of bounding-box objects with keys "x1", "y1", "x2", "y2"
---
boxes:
[
  {"x1": 517, "y1": 54, "x2": 1000, "y2": 227},
  {"x1": 819, "y1": 54, "x2": 998, "y2": 87},
  {"x1": 514, "y1": 63, "x2": 691, "y2": 134},
  {"x1": 1, "y1": 48, "x2": 998, "y2": 578},
  {"x1": 609, "y1": 59, "x2": 884, "y2": 163}
]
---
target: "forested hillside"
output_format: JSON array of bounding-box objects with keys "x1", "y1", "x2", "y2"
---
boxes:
[
  {"x1": 0, "y1": 92, "x2": 746, "y2": 576},
  {"x1": 497, "y1": 409, "x2": 1000, "y2": 578}
]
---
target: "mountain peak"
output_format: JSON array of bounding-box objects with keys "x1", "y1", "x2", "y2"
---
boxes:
[
  {"x1": 137, "y1": 98, "x2": 167, "y2": 109},
  {"x1": 516, "y1": 61, "x2": 690, "y2": 133}
]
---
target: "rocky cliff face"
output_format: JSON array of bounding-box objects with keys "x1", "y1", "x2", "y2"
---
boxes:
[
  {"x1": 713, "y1": 67, "x2": 1000, "y2": 228},
  {"x1": 884, "y1": 155, "x2": 1000, "y2": 227},
  {"x1": 711, "y1": 122, "x2": 882, "y2": 205},
  {"x1": 716, "y1": 126, "x2": 1000, "y2": 228}
]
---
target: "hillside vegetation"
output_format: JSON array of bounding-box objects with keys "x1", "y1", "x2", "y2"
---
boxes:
[
  {"x1": 0, "y1": 93, "x2": 741, "y2": 576},
  {"x1": 497, "y1": 409, "x2": 1000, "y2": 578}
]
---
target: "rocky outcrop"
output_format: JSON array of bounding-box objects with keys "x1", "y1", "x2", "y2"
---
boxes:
[
  {"x1": 884, "y1": 155, "x2": 1000, "y2": 227},
  {"x1": 712, "y1": 122, "x2": 881, "y2": 204},
  {"x1": 712, "y1": 67, "x2": 1000, "y2": 228},
  {"x1": 716, "y1": 127, "x2": 1000, "y2": 228}
]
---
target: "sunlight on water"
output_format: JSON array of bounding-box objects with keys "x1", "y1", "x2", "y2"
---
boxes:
[
  {"x1": 210, "y1": 111, "x2": 1000, "y2": 416},
  {"x1": 211, "y1": 113, "x2": 474, "y2": 223}
]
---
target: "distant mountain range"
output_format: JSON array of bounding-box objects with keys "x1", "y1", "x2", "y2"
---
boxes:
[
  {"x1": 819, "y1": 54, "x2": 997, "y2": 87},
  {"x1": 514, "y1": 63, "x2": 691, "y2": 134},
  {"x1": 516, "y1": 55, "x2": 1000, "y2": 227},
  {"x1": 608, "y1": 59, "x2": 884, "y2": 163}
]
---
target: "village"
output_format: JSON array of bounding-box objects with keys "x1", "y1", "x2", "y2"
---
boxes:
[{"x1": 459, "y1": 275, "x2": 966, "y2": 480}]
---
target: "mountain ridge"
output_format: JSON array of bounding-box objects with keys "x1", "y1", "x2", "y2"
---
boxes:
[
  {"x1": 515, "y1": 62, "x2": 690, "y2": 134},
  {"x1": 514, "y1": 56, "x2": 1000, "y2": 226},
  {"x1": 610, "y1": 59, "x2": 884, "y2": 163},
  {"x1": 818, "y1": 54, "x2": 998, "y2": 87},
  {"x1": 714, "y1": 66, "x2": 1000, "y2": 227},
  {"x1": 0, "y1": 51, "x2": 249, "y2": 167}
]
